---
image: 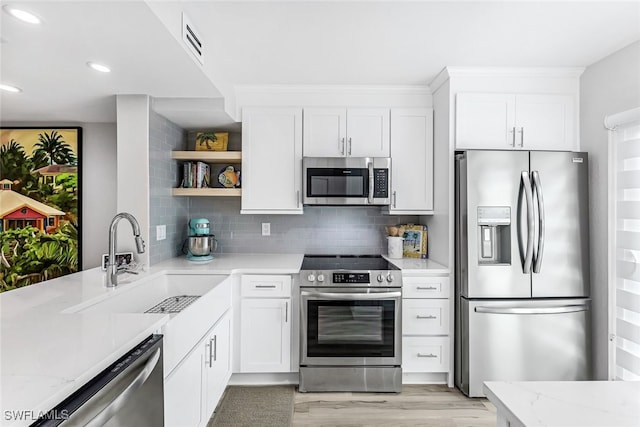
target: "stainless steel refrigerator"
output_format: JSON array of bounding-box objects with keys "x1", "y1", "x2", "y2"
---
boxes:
[{"x1": 455, "y1": 150, "x2": 592, "y2": 397}]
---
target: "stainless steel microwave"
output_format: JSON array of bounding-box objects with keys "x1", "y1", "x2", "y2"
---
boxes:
[{"x1": 302, "y1": 157, "x2": 391, "y2": 206}]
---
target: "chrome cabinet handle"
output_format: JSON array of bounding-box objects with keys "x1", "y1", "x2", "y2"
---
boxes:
[
  {"x1": 532, "y1": 170, "x2": 545, "y2": 274},
  {"x1": 392, "y1": 190, "x2": 397, "y2": 208},
  {"x1": 417, "y1": 353, "x2": 438, "y2": 358},
  {"x1": 341, "y1": 137, "x2": 345, "y2": 155},
  {"x1": 255, "y1": 284, "x2": 277, "y2": 288},
  {"x1": 85, "y1": 348, "x2": 161, "y2": 427},
  {"x1": 416, "y1": 314, "x2": 437, "y2": 319},
  {"x1": 416, "y1": 286, "x2": 438, "y2": 290},
  {"x1": 509, "y1": 127, "x2": 516, "y2": 147},
  {"x1": 348, "y1": 137, "x2": 352, "y2": 155},
  {"x1": 367, "y1": 161, "x2": 374, "y2": 204},
  {"x1": 520, "y1": 127, "x2": 524, "y2": 147},
  {"x1": 297, "y1": 190, "x2": 300, "y2": 208},
  {"x1": 213, "y1": 335, "x2": 217, "y2": 362},
  {"x1": 285, "y1": 301, "x2": 289, "y2": 323},
  {"x1": 520, "y1": 171, "x2": 534, "y2": 273}
]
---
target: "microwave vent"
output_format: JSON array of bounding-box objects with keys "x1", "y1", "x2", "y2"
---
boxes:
[{"x1": 182, "y1": 12, "x2": 204, "y2": 65}]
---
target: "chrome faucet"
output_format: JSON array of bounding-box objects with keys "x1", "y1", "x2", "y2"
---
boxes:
[{"x1": 106, "y1": 212, "x2": 145, "y2": 287}]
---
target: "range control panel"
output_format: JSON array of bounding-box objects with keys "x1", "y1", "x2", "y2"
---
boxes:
[
  {"x1": 333, "y1": 272, "x2": 369, "y2": 283},
  {"x1": 300, "y1": 270, "x2": 402, "y2": 287}
]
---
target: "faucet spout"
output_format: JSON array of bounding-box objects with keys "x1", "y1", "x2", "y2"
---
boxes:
[{"x1": 106, "y1": 212, "x2": 145, "y2": 287}]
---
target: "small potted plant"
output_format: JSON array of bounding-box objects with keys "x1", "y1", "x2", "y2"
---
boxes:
[{"x1": 195, "y1": 131, "x2": 228, "y2": 151}]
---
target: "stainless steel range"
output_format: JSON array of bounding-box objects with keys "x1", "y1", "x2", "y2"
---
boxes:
[{"x1": 299, "y1": 255, "x2": 402, "y2": 393}]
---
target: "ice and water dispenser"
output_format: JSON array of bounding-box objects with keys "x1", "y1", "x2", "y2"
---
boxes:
[{"x1": 477, "y1": 207, "x2": 511, "y2": 265}]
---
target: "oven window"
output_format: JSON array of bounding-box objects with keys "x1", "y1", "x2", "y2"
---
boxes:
[
  {"x1": 307, "y1": 168, "x2": 367, "y2": 197},
  {"x1": 306, "y1": 300, "x2": 396, "y2": 357}
]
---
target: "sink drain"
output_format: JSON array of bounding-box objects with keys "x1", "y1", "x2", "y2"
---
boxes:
[{"x1": 145, "y1": 295, "x2": 200, "y2": 314}]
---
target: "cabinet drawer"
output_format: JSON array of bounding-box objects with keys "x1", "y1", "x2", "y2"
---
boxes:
[
  {"x1": 241, "y1": 275, "x2": 291, "y2": 297},
  {"x1": 402, "y1": 336, "x2": 450, "y2": 373},
  {"x1": 402, "y1": 299, "x2": 449, "y2": 335},
  {"x1": 403, "y1": 276, "x2": 450, "y2": 299}
]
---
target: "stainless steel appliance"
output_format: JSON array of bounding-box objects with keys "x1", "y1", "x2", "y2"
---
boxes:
[
  {"x1": 303, "y1": 157, "x2": 391, "y2": 205},
  {"x1": 299, "y1": 255, "x2": 402, "y2": 392},
  {"x1": 455, "y1": 150, "x2": 592, "y2": 397},
  {"x1": 33, "y1": 335, "x2": 164, "y2": 426}
]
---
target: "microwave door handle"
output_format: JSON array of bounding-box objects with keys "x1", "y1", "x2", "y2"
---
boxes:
[{"x1": 368, "y1": 161, "x2": 374, "y2": 204}]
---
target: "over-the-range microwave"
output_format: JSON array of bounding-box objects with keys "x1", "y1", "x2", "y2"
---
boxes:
[{"x1": 302, "y1": 157, "x2": 391, "y2": 206}]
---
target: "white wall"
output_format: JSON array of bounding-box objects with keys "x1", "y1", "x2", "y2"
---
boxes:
[
  {"x1": 81, "y1": 123, "x2": 117, "y2": 268},
  {"x1": 580, "y1": 40, "x2": 640, "y2": 380}
]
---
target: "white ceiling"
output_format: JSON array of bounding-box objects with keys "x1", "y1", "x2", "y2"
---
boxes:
[{"x1": 1, "y1": 1, "x2": 639, "y2": 129}]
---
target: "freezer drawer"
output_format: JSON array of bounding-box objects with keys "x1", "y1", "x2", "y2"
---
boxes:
[{"x1": 457, "y1": 298, "x2": 591, "y2": 397}]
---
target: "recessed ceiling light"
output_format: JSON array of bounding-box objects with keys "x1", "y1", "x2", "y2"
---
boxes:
[
  {"x1": 87, "y1": 62, "x2": 111, "y2": 73},
  {"x1": 3, "y1": 6, "x2": 41, "y2": 24},
  {"x1": 0, "y1": 84, "x2": 22, "y2": 93}
]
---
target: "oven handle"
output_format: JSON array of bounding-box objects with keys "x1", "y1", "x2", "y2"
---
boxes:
[{"x1": 301, "y1": 290, "x2": 401, "y2": 300}]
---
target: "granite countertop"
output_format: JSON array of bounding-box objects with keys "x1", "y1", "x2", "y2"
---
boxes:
[{"x1": 484, "y1": 381, "x2": 640, "y2": 427}]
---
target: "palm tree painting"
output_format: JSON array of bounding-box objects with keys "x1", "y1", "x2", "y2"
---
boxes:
[{"x1": 0, "y1": 127, "x2": 82, "y2": 292}]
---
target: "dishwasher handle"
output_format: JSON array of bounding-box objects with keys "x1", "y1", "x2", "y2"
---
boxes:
[{"x1": 475, "y1": 305, "x2": 590, "y2": 315}]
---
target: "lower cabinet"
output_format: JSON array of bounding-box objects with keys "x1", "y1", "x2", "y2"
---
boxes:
[
  {"x1": 165, "y1": 310, "x2": 232, "y2": 427},
  {"x1": 239, "y1": 275, "x2": 292, "y2": 373}
]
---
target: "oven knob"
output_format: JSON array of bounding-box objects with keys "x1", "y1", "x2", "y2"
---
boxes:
[
  {"x1": 306, "y1": 273, "x2": 316, "y2": 282},
  {"x1": 377, "y1": 274, "x2": 384, "y2": 283},
  {"x1": 386, "y1": 274, "x2": 394, "y2": 283},
  {"x1": 317, "y1": 274, "x2": 325, "y2": 283}
]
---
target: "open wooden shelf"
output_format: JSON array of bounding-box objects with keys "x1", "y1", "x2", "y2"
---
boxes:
[
  {"x1": 172, "y1": 188, "x2": 241, "y2": 197},
  {"x1": 171, "y1": 151, "x2": 242, "y2": 162}
]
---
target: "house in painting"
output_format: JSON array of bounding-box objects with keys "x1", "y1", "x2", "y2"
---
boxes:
[
  {"x1": 0, "y1": 179, "x2": 65, "y2": 233},
  {"x1": 34, "y1": 165, "x2": 78, "y2": 188}
]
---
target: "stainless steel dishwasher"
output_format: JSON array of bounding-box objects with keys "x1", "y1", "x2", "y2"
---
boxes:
[{"x1": 32, "y1": 334, "x2": 164, "y2": 427}]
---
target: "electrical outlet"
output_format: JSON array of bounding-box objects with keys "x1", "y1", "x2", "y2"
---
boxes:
[
  {"x1": 156, "y1": 225, "x2": 166, "y2": 241},
  {"x1": 261, "y1": 223, "x2": 271, "y2": 236}
]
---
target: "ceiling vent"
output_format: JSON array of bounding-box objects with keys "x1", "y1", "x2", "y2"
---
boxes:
[{"x1": 182, "y1": 12, "x2": 204, "y2": 66}]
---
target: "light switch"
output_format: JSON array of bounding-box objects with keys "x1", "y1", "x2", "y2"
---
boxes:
[{"x1": 156, "y1": 225, "x2": 166, "y2": 241}]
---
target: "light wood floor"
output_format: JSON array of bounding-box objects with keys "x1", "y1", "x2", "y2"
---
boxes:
[{"x1": 292, "y1": 384, "x2": 496, "y2": 427}]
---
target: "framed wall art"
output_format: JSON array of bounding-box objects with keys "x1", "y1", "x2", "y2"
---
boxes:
[{"x1": 0, "y1": 127, "x2": 82, "y2": 292}]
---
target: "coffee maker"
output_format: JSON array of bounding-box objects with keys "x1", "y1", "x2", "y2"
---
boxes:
[{"x1": 184, "y1": 218, "x2": 217, "y2": 262}]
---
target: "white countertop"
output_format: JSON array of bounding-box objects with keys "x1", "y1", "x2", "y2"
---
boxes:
[
  {"x1": 0, "y1": 253, "x2": 303, "y2": 427},
  {"x1": 484, "y1": 381, "x2": 640, "y2": 427},
  {"x1": 384, "y1": 256, "x2": 449, "y2": 274}
]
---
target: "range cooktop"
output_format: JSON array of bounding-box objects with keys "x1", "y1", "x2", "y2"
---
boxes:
[{"x1": 300, "y1": 254, "x2": 399, "y2": 271}]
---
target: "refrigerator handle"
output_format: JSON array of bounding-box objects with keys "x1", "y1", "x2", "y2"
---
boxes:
[
  {"x1": 532, "y1": 170, "x2": 545, "y2": 273},
  {"x1": 475, "y1": 305, "x2": 589, "y2": 315},
  {"x1": 520, "y1": 171, "x2": 535, "y2": 273}
]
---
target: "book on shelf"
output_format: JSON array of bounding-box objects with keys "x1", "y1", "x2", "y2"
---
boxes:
[{"x1": 181, "y1": 161, "x2": 210, "y2": 189}]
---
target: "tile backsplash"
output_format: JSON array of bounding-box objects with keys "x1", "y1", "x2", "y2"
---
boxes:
[{"x1": 189, "y1": 198, "x2": 420, "y2": 255}]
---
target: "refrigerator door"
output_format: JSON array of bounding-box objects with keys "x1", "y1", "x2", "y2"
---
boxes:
[
  {"x1": 457, "y1": 298, "x2": 591, "y2": 397},
  {"x1": 530, "y1": 151, "x2": 590, "y2": 297},
  {"x1": 458, "y1": 150, "x2": 531, "y2": 298}
]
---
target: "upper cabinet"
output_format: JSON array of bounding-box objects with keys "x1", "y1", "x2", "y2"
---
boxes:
[
  {"x1": 455, "y1": 93, "x2": 576, "y2": 151},
  {"x1": 241, "y1": 107, "x2": 303, "y2": 214},
  {"x1": 389, "y1": 108, "x2": 434, "y2": 214},
  {"x1": 303, "y1": 108, "x2": 390, "y2": 157}
]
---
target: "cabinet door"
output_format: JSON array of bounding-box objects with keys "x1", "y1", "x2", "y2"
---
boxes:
[
  {"x1": 455, "y1": 93, "x2": 516, "y2": 149},
  {"x1": 240, "y1": 298, "x2": 291, "y2": 372},
  {"x1": 164, "y1": 344, "x2": 204, "y2": 427},
  {"x1": 204, "y1": 313, "x2": 232, "y2": 419},
  {"x1": 347, "y1": 108, "x2": 390, "y2": 157},
  {"x1": 515, "y1": 94, "x2": 575, "y2": 151},
  {"x1": 390, "y1": 108, "x2": 433, "y2": 213},
  {"x1": 402, "y1": 299, "x2": 449, "y2": 336},
  {"x1": 403, "y1": 336, "x2": 450, "y2": 373},
  {"x1": 242, "y1": 107, "x2": 303, "y2": 214},
  {"x1": 303, "y1": 107, "x2": 346, "y2": 157}
]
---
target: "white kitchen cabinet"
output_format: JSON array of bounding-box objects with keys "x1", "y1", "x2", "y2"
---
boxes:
[
  {"x1": 241, "y1": 107, "x2": 303, "y2": 214},
  {"x1": 389, "y1": 108, "x2": 434, "y2": 214},
  {"x1": 239, "y1": 275, "x2": 292, "y2": 373},
  {"x1": 455, "y1": 93, "x2": 575, "y2": 151},
  {"x1": 303, "y1": 107, "x2": 390, "y2": 158},
  {"x1": 165, "y1": 310, "x2": 231, "y2": 427}
]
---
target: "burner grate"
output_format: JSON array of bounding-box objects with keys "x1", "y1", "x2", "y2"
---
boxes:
[{"x1": 145, "y1": 295, "x2": 200, "y2": 314}]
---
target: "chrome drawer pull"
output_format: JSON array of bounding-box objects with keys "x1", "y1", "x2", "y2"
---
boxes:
[
  {"x1": 416, "y1": 286, "x2": 438, "y2": 290},
  {"x1": 416, "y1": 315, "x2": 437, "y2": 319},
  {"x1": 255, "y1": 285, "x2": 277, "y2": 288},
  {"x1": 417, "y1": 353, "x2": 438, "y2": 358}
]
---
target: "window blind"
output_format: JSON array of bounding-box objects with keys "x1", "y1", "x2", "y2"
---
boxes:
[{"x1": 607, "y1": 107, "x2": 640, "y2": 381}]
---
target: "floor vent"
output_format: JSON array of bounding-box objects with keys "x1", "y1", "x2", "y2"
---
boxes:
[{"x1": 182, "y1": 12, "x2": 204, "y2": 65}]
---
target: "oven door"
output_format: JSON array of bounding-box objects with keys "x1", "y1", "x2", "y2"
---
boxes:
[
  {"x1": 303, "y1": 157, "x2": 390, "y2": 205},
  {"x1": 300, "y1": 287, "x2": 401, "y2": 366}
]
